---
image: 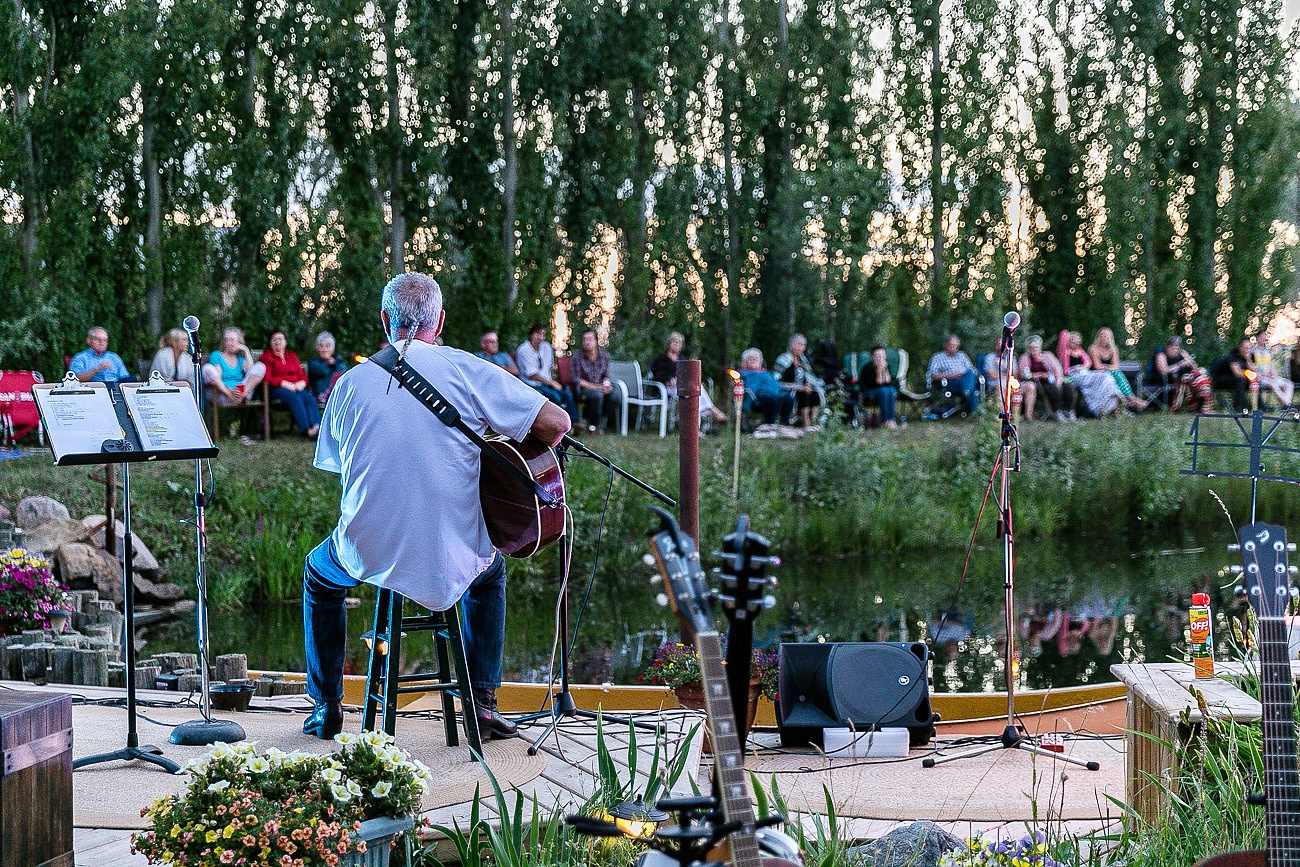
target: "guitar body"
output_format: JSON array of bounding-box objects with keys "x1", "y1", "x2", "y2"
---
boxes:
[
  {"x1": 479, "y1": 436, "x2": 566, "y2": 558},
  {"x1": 1194, "y1": 852, "x2": 1266, "y2": 867}
]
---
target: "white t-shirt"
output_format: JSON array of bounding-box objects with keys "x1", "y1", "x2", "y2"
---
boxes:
[
  {"x1": 515, "y1": 340, "x2": 554, "y2": 387},
  {"x1": 314, "y1": 341, "x2": 547, "y2": 610}
]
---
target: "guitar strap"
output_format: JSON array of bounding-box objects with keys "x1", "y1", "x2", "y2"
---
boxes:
[{"x1": 369, "y1": 346, "x2": 559, "y2": 505}]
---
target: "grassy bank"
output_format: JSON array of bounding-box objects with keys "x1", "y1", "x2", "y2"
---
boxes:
[{"x1": 0, "y1": 414, "x2": 1283, "y2": 605}]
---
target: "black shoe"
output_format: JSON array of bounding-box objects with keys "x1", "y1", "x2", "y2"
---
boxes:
[
  {"x1": 473, "y1": 688, "x2": 518, "y2": 739},
  {"x1": 303, "y1": 700, "x2": 343, "y2": 739}
]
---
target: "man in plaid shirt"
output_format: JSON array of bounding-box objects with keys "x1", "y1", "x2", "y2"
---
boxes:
[
  {"x1": 926, "y1": 335, "x2": 979, "y2": 415},
  {"x1": 570, "y1": 329, "x2": 616, "y2": 433}
]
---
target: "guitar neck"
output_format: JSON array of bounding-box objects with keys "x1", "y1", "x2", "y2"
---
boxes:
[
  {"x1": 696, "y1": 631, "x2": 761, "y2": 867},
  {"x1": 1258, "y1": 616, "x2": 1300, "y2": 866}
]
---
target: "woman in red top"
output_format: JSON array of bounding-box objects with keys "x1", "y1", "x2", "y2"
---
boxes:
[{"x1": 260, "y1": 329, "x2": 321, "y2": 438}]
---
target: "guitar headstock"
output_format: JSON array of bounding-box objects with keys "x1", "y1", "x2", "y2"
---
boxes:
[
  {"x1": 1234, "y1": 522, "x2": 1297, "y2": 621},
  {"x1": 714, "y1": 516, "x2": 779, "y2": 625},
  {"x1": 648, "y1": 507, "x2": 716, "y2": 641}
]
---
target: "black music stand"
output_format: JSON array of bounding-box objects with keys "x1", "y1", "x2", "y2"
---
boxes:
[
  {"x1": 32, "y1": 373, "x2": 219, "y2": 773},
  {"x1": 1182, "y1": 409, "x2": 1300, "y2": 522}
]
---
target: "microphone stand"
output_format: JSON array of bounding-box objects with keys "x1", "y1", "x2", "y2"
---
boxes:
[
  {"x1": 523, "y1": 434, "x2": 676, "y2": 756},
  {"x1": 924, "y1": 330, "x2": 1098, "y2": 771},
  {"x1": 171, "y1": 327, "x2": 246, "y2": 745}
]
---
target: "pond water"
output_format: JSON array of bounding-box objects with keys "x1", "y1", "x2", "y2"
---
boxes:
[{"x1": 143, "y1": 531, "x2": 1243, "y2": 693}]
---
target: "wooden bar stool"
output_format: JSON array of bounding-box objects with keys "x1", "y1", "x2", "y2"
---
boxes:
[{"x1": 361, "y1": 587, "x2": 482, "y2": 757}]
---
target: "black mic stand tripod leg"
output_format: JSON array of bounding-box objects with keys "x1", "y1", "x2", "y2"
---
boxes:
[{"x1": 74, "y1": 462, "x2": 181, "y2": 774}]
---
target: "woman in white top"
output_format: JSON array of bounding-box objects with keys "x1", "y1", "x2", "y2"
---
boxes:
[{"x1": 148, "y1": 328, "x2": 197, "y2": 393}]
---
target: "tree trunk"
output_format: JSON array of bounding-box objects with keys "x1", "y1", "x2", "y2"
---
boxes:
[
  {"x1": 720, "y1": 0, "x2": 738, "y2": 365},
  {"x1": 929, "y1": 0, "x2": 945, "y2": 328},
  {"x1": 384, "y1": 0, "x2": 406, "y2": 276},
  {"x1": 12, "y1": 0, "x2": 40, "y2": 293},
  {"x1": 500, "y1": 0, "x2": 518, "y2": 304},
  {"x1": 143, "y1": 0, "x2": 163, "y2": 341}
]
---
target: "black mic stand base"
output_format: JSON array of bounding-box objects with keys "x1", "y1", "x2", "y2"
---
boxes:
[
  {"x1": 75, "y1": 743, "x2": 181, "y2": 774},
  {"x1": 169, "y1": 717, "x2": 247, "y2": 746},
  {"x1": 521, "y1": 692, "x2": 662, "y2": 757},
  {"x1": 922, "y1": 725, "x2": 1100, "y2": 770}
]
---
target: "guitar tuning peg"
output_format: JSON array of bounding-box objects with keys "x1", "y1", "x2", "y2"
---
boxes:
[
  {"x1": 649, "y1": 574, "x2": 663, "y2": 585},
  {"x1": 766, "y1": 577, "x2": 778, "y2": 589},
  {"x1": 1289, "y1": 544, "x2": 1297, "y2": 553},
  {"x1": 655, "y1": 593, "x2": 669, "y2": 608},
  {"x1": 1290, "y1": 565, "x2": 1298, "y2": 576},
  {"x1": 1290, "y1": 587, "x2": 1299, "y2": 598},
  {"x1": 1228, "y1": 543, "x2": 1241, "y2": 552},
  {"x1": 762, "y1": 595, "x2": 776, "y2": 610},
  {"x1": 1229, "y1": 565, "x2": 1244, "y2": 574},
  {"x1": 1235, "y1": 586, "x2": 1248, "y2": 598},
  {"x1": 642, "y1": 554, "x2": 656, "y2": 567}
]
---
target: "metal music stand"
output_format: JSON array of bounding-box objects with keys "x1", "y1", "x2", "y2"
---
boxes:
[
  {"x1": 32, "y1": 373, "x2": 218, "y2": 773},
  {"x1": 1182, "y1": 409, "x2": 1300, "y2": 522},
  {"x1": 923, "y1": 337, "x2": 1099, "y2": 771}
]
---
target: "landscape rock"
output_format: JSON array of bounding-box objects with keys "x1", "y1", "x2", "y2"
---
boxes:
[
  {"x1": 23, "y1": 519, "x2": 93, "y2": 555},
  {"x1": 56, "y1": 543, "x2": 124, "y2": 604},
  {"x1": 848, "y1": 822, "x2": 965, "y2": 867},
  {"x1": 134, "y1": 575, "x2": 186, "y2": 603},
  {"x1": 0, "y1": 505, "x2": 11, "y2": 522},
  {"x1": 15, "y1": 496, "x2": 70, "y2": 529},
  {"x1": 82, "y1": 516, "x2": 161, "y2": 579}
]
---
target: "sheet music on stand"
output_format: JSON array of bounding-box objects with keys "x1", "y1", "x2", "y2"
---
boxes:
[
  {"x1": 1182, "y1": 410, "x2": 1300, "y2": 485},
  {"x1": 31, "y1": 371, "x2": 217, "y2": 465}
]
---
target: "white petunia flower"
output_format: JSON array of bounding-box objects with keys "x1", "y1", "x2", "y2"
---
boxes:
[
  {"x1": 371, "y1": 781, "x2": 392, "y2": 798},
  {"x1": 362, "y1": 731, "x2": 387, "y2": 748},
  {"x1": 207, "y1": 780, "x2": 231, "y2": 792},
  {"x1": 330, "y1": 783, "x2": 352, "y2": 802},
  {"x1": 245, "y1": 757, "x2": 271, "y2": 774},
  {"x1": 333, "y1": 732, "x2": 356, "y2": 746},
  {"x1": 320, "y1": 768, "x2": 343, "y2": 783},
  {"x1": 346, "y1": 779, "x2": 362, "y2": 797}
]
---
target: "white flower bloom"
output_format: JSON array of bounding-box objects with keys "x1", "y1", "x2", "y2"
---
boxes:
[
  {"x1": 209, "y1": 742, "x2": 236, "y2": 760},
  {"x1": 333, "y1": 732, "x2": 356, "y2": 746},
  {"x1": 330, "y1": 783, "x2": 352, "y2": 802},
  {"x1": 207, "y1": 780, "x2": 231, "y2": 792},
  {"x1": 320, "y1": 768, "x2": 343, "y2": 783},
  {"x1": 346, "y1": 779, "x2": 362, "y2": 797},
  {"x1": 371, "y1": 781, "x2": 392, "y2": 798},
  {"x1": 245, "y1": 757, "x2": 271, "y2": 774},
  {"x1": 362, "y1": 730, "x2": 387, "y2": 748},
  {"x1": 232, "y1": 741, "x2": 257, "y2": 756}
]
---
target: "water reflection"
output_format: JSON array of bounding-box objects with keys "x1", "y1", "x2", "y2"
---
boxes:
[{"x1": 144, "y1": 537, "x2": 1236, "y2": 693}]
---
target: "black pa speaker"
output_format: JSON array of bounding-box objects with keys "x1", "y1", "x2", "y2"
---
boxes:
[{"x1": 777, "y1": 642, "x2": 938, "y2": 747}]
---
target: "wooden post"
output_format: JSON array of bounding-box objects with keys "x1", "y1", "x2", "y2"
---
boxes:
[{"x1": 677, "y1": 360, "x2": 701, "y2": 545}]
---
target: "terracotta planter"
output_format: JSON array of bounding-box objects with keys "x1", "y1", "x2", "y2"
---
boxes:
[{"x1": 673, "y1": 681, "x2": 762, "y2": 753}]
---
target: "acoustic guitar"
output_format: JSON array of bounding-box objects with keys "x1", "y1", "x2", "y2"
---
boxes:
[
  {"x1": 648, "y1": 509, "x2": 801, "y2": 867},
  {"x1": 478, "y1": 435, "x2": 566, "y2": 558},
  {"x1": 1196, "y1": 522, "x2": 1300, "y2": 867}
]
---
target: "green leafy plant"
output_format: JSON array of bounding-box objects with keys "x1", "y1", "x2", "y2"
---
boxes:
[
  {"x1": 0, "y1": 547, "x2": 67, "y2": 636},
  {"x1": 131, "y1": 732, "x2": 432, "y2": 866},
  {"x1": 641, "y1": 640, "x2": 779, "y2": 700}
]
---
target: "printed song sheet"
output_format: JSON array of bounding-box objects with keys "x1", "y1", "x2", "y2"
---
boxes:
[
  {"x1": 31, "y1": 384, "x2": 126, "y2": 460},
  {"x1": 120, "y1": 383, "x2": 213, "y2": 452}
]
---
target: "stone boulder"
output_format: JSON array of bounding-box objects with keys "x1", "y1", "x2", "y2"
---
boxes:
[
  {"x1": 16, "y1": 496, "x2": 70, "y2": 529},
  {"x1": 24, "y1": 519, "x2": 95, "y2": 557},
  {"x1": 81, "y1": 516, "x2": 160, "y2": 579},
  {"x1": 56, "y1": 543, "x2": 124, "y2": 605},
  {"x1": 133, "y1": 575, "x2": 187, "y2": 604},
  {"x1": 848, "y1": 822, "x2": 965, "y2": 867},
  {"x1": 0, "y1": 505, "x2": 11, "y2": 522}
]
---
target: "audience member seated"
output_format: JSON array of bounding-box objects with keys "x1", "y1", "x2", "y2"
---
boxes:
[
  {"x1": 1291, "y1": 344, "x2": 1300, "y2": 389},
  {"x1": 475, "y1": 330, "x2": 518, "y2": 376},
  {"x1": 810, "y1": 339, "x2": 844, "y2": 390},
  {"x1": 1019, "y1": 335, "x2": 1075, "y2": 421},
  {"x1": 148, "y1": 328, "x2": 197, "y2": 393},
  {"x1": 648, "y1": 332, "x2": 727, "y2": 425},
  {"x1": 1252, "y1": 329, "x2": 1293, "y2": 408},
  {"x1": 1211, "y1": 337, "x2": 1255, "y2": 411},
  {"x1": 259, "y1": 329, "x2": 320, "y2": 439},
  {"x1": 1145, "y1": 336, "x2": 1211, "y2": 411},
  {"x1": 569, "y1": 329, "x2": 617, "y2": 434},
  {"x1": 1058, "y1": 330, "x2": 1142, "y2": 416},
  {"x1": 516, "y1": 322, "x2": 580, "y2": 423},
  {"x1": 983, "y1": 337, "x2": 1036, "y2": 411},
  {"x1": 70, "y1": 326, "x2": 133, "y2": 384},
  {"x1": 857, "y1": 346, "x2": 901, "y2": 429},
  {"x1": 1088, "y1": 327, "x2": 1146, "y2": 408},
  {"x1": 307, "y1": 331, "x2": 348, "y2": 406},
  {"x1": 925, "y1": 334, "x2": 979, "y2": 415},
  {"x1": 772, "y1": 333, "x2": 825, "y2": 428},
  {"x1": 202, "y1": 327, "x2": 266, "y2": 406},
  {"x1": 738, "y1": 348, "x2": 795, "y2": 425}
]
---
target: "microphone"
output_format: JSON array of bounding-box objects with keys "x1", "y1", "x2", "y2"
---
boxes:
[
  {"x1": 1002, "y1": 311, "x2": 1021, "y2": 344},
  {"x1": 182, "y1": 315, "x2": 200, "y2": 355}
]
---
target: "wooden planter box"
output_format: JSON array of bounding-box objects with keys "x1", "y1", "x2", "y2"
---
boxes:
[
  {"x1": 1, "y1": 690, "x2": 73, "y2": 867},
  {"x1": 343, "y1": 815, "x2": 415, "y2": 867}
]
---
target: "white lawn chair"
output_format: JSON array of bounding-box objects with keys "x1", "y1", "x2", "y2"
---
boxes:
[{"x1": 609, "y1": 360, "x2": 669, "y2": 437}]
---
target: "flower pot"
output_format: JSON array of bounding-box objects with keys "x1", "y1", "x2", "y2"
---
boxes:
[
  {"x1": 209, "y1": 683, "x2": 254, "y2": 713},
  {"x1": 342, "y1": 815, "x2": 415, "y2": 867},
  {"x1": 673, "y1": 681, "x2": 761, "y2": 754}
]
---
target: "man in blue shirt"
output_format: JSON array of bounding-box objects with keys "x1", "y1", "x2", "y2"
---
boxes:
[
  {"x1": 70, "y1": 327, "x2": 132, "y2": 383},
  {"x1": 475, "y1": 331, "x2": 518, "y2": 376},
  {"x1": 738, "y1": 348, "x2": 795, "y2": 424}
]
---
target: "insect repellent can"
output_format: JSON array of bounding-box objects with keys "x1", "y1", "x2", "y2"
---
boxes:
[{"x1": 1190, "y1": 592, "x2": 1214, "y2": 678}]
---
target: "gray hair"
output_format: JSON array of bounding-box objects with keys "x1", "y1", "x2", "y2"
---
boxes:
[
  {"x1": 1026, "y1": 335, "x2": 1043, "y2": 348},
  {"x1": 789, "y1": 333, "x2": 807, "y2": 349},
  {"x1": 381, "y1": 272, "x2": 443, "y2": 342},
  {"x1": 88, "y1": 326, "x2": 107, "y2": 339},
  {"x1": 741, "y1": 348, "x2": 764, "y2": 367},
  {"x1": 316, "y1": 331, "x2": 336, "y2": 348}
]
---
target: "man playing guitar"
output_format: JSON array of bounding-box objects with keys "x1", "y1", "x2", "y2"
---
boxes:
[{"x1": 301, "y1": 272, "x2": 570, "y2": 740}]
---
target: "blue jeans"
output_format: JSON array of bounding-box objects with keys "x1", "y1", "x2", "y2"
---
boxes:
[
  {"x1": 862, "y1": 386, "x2": 897, "y2": 423},
  {"x1": 271, "y1": 386, "x2": 321, "y2": 434},
  {"x1": 744, "y1": 392, "x2": 796, "y2": 424},
  {"x1": 302, "y1": 537, "x2": 507, "y2": 702},
  {"x1": 534, "y1": 384, "x2": 579, "y2": 422},
  {"x1": 936, "y1": 370, "x2": 978, "y2": 414}
]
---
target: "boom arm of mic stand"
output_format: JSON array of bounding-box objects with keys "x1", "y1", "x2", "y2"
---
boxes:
[{"x1": 560, "y1": 435, "x2": 676, "y2": 507}]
